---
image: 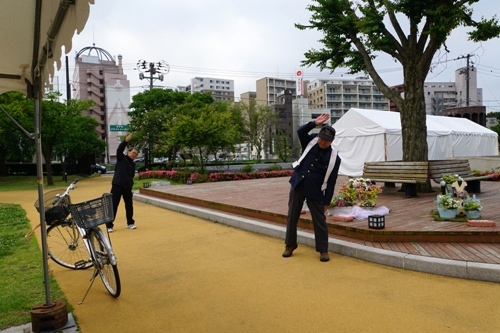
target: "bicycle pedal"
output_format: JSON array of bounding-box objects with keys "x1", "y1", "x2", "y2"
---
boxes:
[{"x1": 74, "y1": 260, "x2": 87, "y2": 269}]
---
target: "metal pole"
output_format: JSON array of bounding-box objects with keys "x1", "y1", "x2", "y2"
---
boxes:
[
  {"x1": 65, "y1": 55, "x2": 70, "y2": 102},
  {"x1": 149, "y1": 62, "x2": 154, "y2": 90},
  {"x1": 34, "y1": 81, "x2": 51, "y2": 305}
]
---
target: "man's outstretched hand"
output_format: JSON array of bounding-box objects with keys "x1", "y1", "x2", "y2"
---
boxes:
[{"x1": 314, "y1": 113, "x2": 330, "y2": 126}]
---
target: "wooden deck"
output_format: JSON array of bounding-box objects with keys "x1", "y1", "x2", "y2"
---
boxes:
[{"x1": 139, "y1": 176, "x2": 500, "y2": 265}]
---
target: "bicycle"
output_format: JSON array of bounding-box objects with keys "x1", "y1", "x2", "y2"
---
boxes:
[
  {"x1": 34, "y1": 179, "x2": 121, "y2": 302},
  {"x1": 34, "y1": 179, "x2": 92, "y2": 270},
  {"x1": 68, "y1": 192, "x2": 121, "y2": 303}
]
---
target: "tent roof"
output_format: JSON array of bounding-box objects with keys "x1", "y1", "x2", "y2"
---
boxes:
[
  {"x1": 0, "y1": 0, "x2": 94, "y2": 96},
  {"x1": 334, "y1": 108, "x2": 497, "y2": 138}
]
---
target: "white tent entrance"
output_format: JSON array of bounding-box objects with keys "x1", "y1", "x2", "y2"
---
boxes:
[{"x1": 332, "y1": 108, "x2": 498, "y2": 176}]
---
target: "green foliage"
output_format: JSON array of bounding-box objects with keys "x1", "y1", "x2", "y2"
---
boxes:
[
  {"x1": 462, "y1": 197, "x2": 482, "y2": 211},
  {"x1": 489, "y1": 124, "x2": 500, "y2": 142},
  {"x1": 274, "y1": 132, "x2": 297, "y2": 162},
  {"x1": 240, "y1": 164, "x2": 254, "y2": 173},
  {"x1": 267, "y1": 163, "x2": 283, "y2": 172},
  {"x1": 0, "y1": 203, "x2": 68, "y2": 330},
  {"x1": 164, "y1": 102, "x2": 244, "y2": 171},
  {"x1": 239, "y1": 100, "x2": 276, "y2": 162},
  {"x1": 0, "y1": 92, "x2": 36, "y2": 164},
  {"x1": 128, "y1": 89, "x2": 210, "y2": 160},
  {"x1": 437, "y1": 194, "x2": 460, "y2": 209}
]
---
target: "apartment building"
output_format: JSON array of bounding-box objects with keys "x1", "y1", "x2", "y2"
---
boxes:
[
  {"x1": 190, "y1": 77, "x2": 234, "y2": 102},
  {"x1": 307, "y1": 78, "x2": 390, "y2": 123},
  {"x1": 256, "y1": 77, "x2": 297, "y2": 106},
  {"x1": 73, "y1": 45, "x2": 131, "y2": 163}
]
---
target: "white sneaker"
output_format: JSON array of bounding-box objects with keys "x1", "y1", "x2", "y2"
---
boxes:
[
  {"x1": 127, "y1": 224, "x2": 137, "y2": 229},
  {"x1": 107, "y1": 228, "x2": 113, "y2": 233}
]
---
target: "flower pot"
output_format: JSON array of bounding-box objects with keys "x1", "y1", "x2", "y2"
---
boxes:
[
  {"x1": 438, "y1": 207, "x2": 457, "y2": 219},
  {"x1": 466, "y1": 210, "x2": 481, "y2": 219},
  {"x1": 328, "y1": 206, "x2": 353, "y2": 216}
]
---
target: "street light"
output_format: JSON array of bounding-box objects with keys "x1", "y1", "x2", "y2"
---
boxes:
[{"x1": 136, "y1": 59, "x2": 170, "y2": 90}]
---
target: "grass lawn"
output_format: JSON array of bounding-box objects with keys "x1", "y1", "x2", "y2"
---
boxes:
[{"x1": 0, "y1": 202, "x2": 70, "y2": 330}]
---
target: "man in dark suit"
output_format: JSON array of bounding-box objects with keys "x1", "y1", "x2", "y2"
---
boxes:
[
  {"x1": 283, "y1": 113, "x2": 341, "y2": 262},
  {"x1": 106, "y1": 134, "x2": 138, "y2": 232}
]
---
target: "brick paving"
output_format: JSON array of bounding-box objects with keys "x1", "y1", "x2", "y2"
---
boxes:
[{"x1": 139, "y1": 176, "x2": 500, "y2": 265}]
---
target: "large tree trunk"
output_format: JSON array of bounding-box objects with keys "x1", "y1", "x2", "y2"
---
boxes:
[
  {"x1": 400, "y1": 64, "x2": 428, "y2": 162},
  {"x1": 400, "y1": 63, "x2": 432, "y2": 192}
]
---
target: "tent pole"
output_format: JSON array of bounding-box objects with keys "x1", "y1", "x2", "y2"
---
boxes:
[{"x1": 34, "y1": 79, "x2": 51, "y2": 306}]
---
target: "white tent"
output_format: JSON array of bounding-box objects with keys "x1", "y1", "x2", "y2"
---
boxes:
[{"x1": 332, "y1": 108, "x2": 499, "y2": 176}]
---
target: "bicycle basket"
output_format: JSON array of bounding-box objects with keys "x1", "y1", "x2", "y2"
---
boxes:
[
  {"x1": 69, "y1": 193, "x2": 114, "y2": 229},
  {"x1": 34, "y1": 189, "x2": 70, "y2": 224}
]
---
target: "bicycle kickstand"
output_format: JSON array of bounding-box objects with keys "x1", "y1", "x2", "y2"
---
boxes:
[{"x1": 78, "y1": 268, "x2": 99, "y2": 305}]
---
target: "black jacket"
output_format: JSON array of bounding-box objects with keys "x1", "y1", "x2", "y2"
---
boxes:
[
  {"x1": 112, "y1": 140, "x2": 135, "y2": 189},
  {"x1": 289, "y1": 121, "x2": 341, "y2": 205}
]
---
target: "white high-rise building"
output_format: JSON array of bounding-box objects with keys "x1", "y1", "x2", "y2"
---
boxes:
[
  {"x1": 306, "y1": 77, "x2": 390, "y2": 123},
  {"x1": 190, "y1": 77, "x2": 234, "y2": 102}
]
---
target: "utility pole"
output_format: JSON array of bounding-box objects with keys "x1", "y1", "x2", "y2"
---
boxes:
[
  {"x1": 135, "y1": 60, "x2": 170, "y2": 167},
  {"x1": 136, "y1": 59, "x2": 170, "y2": 90}
]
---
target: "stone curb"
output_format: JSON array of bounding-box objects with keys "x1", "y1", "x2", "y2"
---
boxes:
[{"x1": 134, "y1": 193, "x2": 500, "y2": 283}]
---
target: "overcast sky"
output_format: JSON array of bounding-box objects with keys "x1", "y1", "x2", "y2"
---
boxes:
[{"x1": 55, "y1": 0, "x2": 500, "y2": 112}]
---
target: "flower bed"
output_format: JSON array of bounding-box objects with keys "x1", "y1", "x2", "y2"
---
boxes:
[{"x1": 138, "y1": 169, "x2": 293, "y2": 183}]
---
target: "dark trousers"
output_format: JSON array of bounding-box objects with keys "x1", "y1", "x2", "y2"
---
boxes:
[
  {"x1": 285, "y1": 182, "x2": 329, "y2": 253},
  {"x1": 106, "y1": 184, "x2": 134, "y2": 228}
]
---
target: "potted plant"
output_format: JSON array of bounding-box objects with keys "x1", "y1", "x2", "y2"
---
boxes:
[
  {"x1": 337, "y1": 178, "x2": 382, "y2": 210},
  {"x1": 462, "y1": 197, "x2": 482, "y2": 219},
  {"x1": 436, "y1": 194, "x2": 460, "y2": 218},
  {"x1": 328, "y1": 194, "x2": 354, "y2": 215},
  {"x1": 441, "y1": 174, "x2": 463, "y2": 195}
]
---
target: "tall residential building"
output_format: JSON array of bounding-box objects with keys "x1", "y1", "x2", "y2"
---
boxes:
[
  {"x1": 190, "y1": 77, "x2": 234, "y2": 102},
  {"x1": 73, "y1": 45, "x2": 131, "y2": 163},
  {"x1": 256, "y1": 77, "x2": 297, "y2": 106},
  {"x1": 306, "y1": 78, "x2": 390, "y2": 123}
]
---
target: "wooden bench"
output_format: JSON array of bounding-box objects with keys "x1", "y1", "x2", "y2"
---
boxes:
[
  {"x1": 363, "y1": 161, "x2": 429, "y2": 197},
  {"x1": 428, "y1": 159, "x2": 493, "y2": 193}
]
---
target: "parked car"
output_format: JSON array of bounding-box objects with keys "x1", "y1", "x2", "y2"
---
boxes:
[
  {"x1": 91, "y1": 163, "x2": 107, "y2": 174},
  {"x1": 133, "y1": 157, "x2": 145, "y2": 163}
]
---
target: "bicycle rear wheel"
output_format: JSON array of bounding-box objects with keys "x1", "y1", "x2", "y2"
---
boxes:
[
  {"x1": 88, "y1": 228, "x2": 121, "y2": 297},
  {"x1": 46, "y1": 220, "x2": 93, "y2": 269}
]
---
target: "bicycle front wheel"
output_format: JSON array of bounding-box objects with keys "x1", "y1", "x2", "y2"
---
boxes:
[
  {"x1": 46, "y1": 220, "x2": 93, "y2": 270},
  {"x1": 88, "y1": 228, "x2": 121, "y2": 297}
]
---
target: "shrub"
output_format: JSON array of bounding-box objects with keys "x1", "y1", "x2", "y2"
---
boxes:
[
  {"x1": 267, "y1": 164, "x2": 283, "y2": 172},
  {"x1": 240, "y1": 165, "x2": 254, "y2": 173}
]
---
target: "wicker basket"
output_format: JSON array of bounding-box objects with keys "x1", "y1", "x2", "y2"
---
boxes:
[
  {"x1": 34, "y1": 190, "x2": 70, "y2": 224},
  {"x1": 69, "y1": 194, "x2": 114, "y2": 229}
]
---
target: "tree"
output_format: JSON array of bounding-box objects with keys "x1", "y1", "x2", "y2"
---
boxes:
[
  {"x1": 297, "y1": 0, "x2": 500, "y2": 163},
  {"x1": 240, "y1": 99, "x2": 276, "y2": 162},
  {"x1": 128, "y1": 89, "x2": 212, "y2": 164},
  {"x1": 21, "y1": 92, "x2": 102, "y2": 185},
  {"x1": 164, "y1": 102, "x2": 244, "y2": 171},
  {"x1": 0, "y1": 92, "x2": 36, "y2": 175}
]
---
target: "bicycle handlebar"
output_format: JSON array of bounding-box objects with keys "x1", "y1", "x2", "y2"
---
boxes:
[{"x1": 52, "y1": 179, "x2": 79, "y2": 205}]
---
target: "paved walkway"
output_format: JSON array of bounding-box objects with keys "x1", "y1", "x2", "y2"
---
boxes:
[
  {"x1": 1, "y1": 176, "x2": 500, "y2": 333},
  {"x1": 136, "y1": 175, "x2": 500, "y2": 283}
]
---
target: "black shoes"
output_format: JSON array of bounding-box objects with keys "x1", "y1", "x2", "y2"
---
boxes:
[{"x1": 282, "y1": 245, "x2": 298, "y2": 257}]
